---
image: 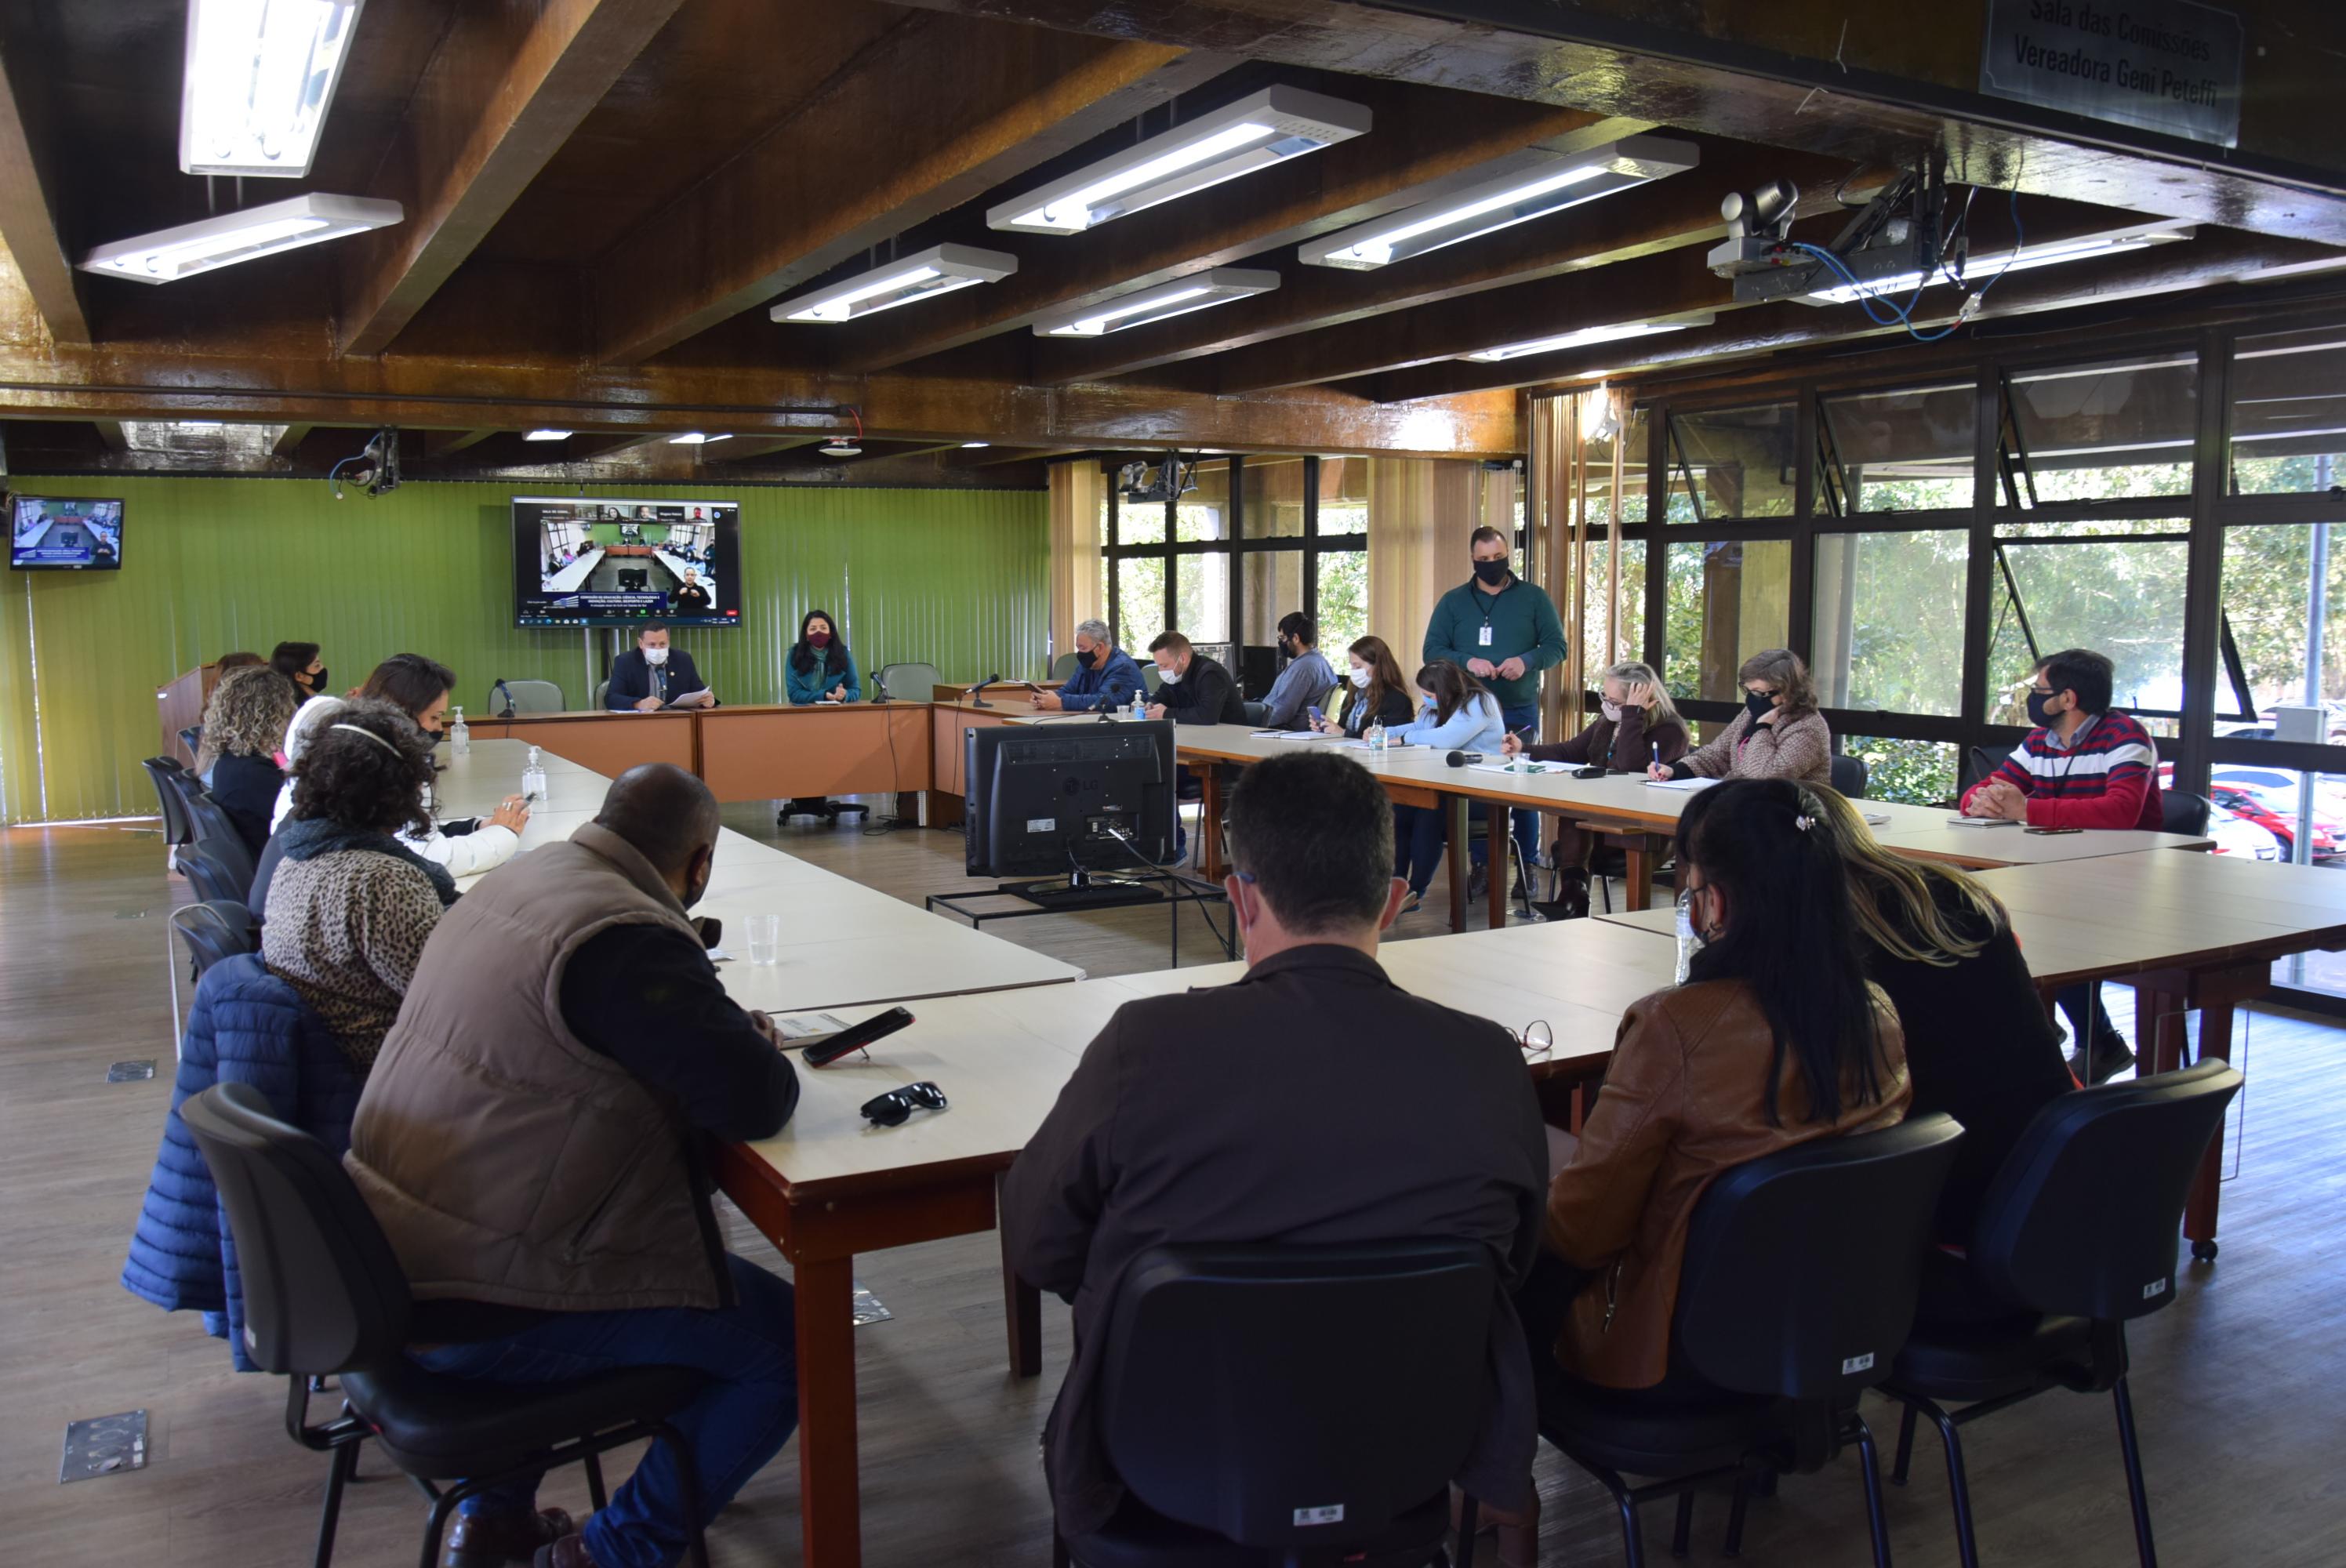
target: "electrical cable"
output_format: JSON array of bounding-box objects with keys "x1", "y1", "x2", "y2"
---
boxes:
[
  {"x1": 1789, "y1": 183, "x2": 2025, "y2": 345},
  {"x1": 1103, "y1": 822, "x2": 1234, "y2": 958}
]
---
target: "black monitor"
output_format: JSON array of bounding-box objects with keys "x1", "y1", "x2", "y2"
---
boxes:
[
  {"x1": 511, "y1": 496, "x2": 740, "y2": 628},
  {"x1": 965, "y1": 720, "x2": 1178, "y2": 884}
]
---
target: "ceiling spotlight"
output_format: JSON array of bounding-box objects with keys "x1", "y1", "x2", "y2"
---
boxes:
[
  {"x1": 79, "y1": 193, "x2": 403, "y2": 285},
  {"x1": 1033, "y1": 268, "x2": 1280, "y2": 338},
  {"x1": 1461, "y1": 314, "x2": 1716, "y2": 363},
  {"x1": 819, "y1": 409, "x2": 865, "y2": 458},
  {"x1": 181, "y1": 0, "x2": 367, "y2": 178},
  {"x1": 770, "y1": 245, "x2": 1018, "y2": 325},
  {"x1": 524, "y1": 429, "x2": 572, "y2": 441},
  {"x1": 1300, "y1": 135, "x2": 1700, "y2": 270},
  {"x1": 990, "y1": 85, "x2": 1371, "y2": 236}
]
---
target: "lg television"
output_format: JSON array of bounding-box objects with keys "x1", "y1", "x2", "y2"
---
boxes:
[
  {"x1": 10, "y1": 495, "x2": 122, "y2": 571},
  {"x1": 512, "y1": 496, "x2": 740, "y2": 628},
  {"x1": 964, "y1": 720, "x2": 1178, "y2": 902}
]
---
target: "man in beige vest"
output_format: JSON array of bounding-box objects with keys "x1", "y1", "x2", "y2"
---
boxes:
[{"x1": 348, "y1": 763, "x2": 800, "y2": 1568}]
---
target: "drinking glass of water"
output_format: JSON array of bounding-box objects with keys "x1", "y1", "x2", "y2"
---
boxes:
[{"x1": 746, "y1": 914, "x2": 782, "y2": 967}]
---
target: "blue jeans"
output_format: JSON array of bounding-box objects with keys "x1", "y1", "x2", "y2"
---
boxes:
[
  {"x1": 1466, "y1": 704, "x2": 1542, "y2": 877},
  {"x1": 1393, "y1": 803, "x2": 1447, "y2": 894},
  {"x1": 408, "y1": 1254, "x2": 798, "y2": 1568}
]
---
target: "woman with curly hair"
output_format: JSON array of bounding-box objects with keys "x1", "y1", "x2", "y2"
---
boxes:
[
  {"x1": 194, "y1": 666, "x2": 303, "y2": 857},
  {"x1": 261, "y1": 700, "x2": 459, "y2": 1073}
]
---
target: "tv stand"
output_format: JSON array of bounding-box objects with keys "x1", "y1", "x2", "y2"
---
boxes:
[{"x1": 1003, "y1": 869, "x2": 1166, "y2": 912}]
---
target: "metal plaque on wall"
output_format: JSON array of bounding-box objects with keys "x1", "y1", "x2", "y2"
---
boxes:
[{"x1": 1978, "y1": 0, "x2": 2243, "y2": 149}]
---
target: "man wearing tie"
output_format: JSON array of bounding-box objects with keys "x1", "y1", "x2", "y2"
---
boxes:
[{"x1": 606, "y1": 622, "x2": 717, "y2": 712}]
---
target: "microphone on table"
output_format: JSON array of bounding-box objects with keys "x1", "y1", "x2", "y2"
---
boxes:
[
  {"x1": 492, "y1": 677, "x2": 516, "y2": 718},
  {"x1": 964, "y1": 672, "x2": 1002, "y2": 710},
  {"x1": 1446, "y1": 751, "x2": 1484, "y2": 767}
]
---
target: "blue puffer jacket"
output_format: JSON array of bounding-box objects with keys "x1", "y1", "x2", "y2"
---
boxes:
[{"x1": 122, "y1": 954, "x2": 363, "y2": 1370}]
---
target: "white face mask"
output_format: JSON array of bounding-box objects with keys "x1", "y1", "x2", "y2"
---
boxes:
[
  {"x1": 1157, "y1": 666, "x2": 1181, "y2": 685},
  {"x1": 645, "y1": 646, "x2": 670, "y2": 666},
  {"x1": 1600, "y1": 698, "x2": 1622, "y2": 722},
  {"x1": 1349, "y1": 666, "x2": 1372, "y2": 689}
]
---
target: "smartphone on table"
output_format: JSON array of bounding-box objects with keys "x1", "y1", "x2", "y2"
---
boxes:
[{"x1": 803, "y1": 1007, "x2": 916, "y2": 1066}]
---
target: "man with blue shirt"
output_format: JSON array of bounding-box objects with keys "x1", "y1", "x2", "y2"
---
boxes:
[
  {"x1": 1422, "y1": 526, "x2": 1566, "y2": 897},
  {"x1": 1033, "y1": 619, "x2": 1144, "y2": 713},
  {"x1": 1259, "y1": 612, "x2": 1338, "y2": 731}
]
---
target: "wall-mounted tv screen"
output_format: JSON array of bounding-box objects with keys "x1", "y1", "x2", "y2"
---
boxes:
[
  {"x1": 10, "y1": 495, "x2": 123, "y2": 571},
  {"x1": 512, "y1": 496, "x2": 740, "y2": 629}
]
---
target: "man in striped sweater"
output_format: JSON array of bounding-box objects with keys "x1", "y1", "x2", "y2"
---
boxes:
[{"x1": 1960, "y1": 647, "x2": 2163, "y2": 1081}]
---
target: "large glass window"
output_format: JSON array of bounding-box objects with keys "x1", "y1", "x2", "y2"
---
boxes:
[
  {"x1": 2221, "y1": 523, "x2": 2346, "y2": 724},
  {"x1": 1668, "y1": 401, "x2": 1799, "y2": 521},
  {"x1": 1176, "y1": 459, "x2": 1234, "y2": 543},
  {"x1": 1318, "y1": 548, "x2": 1369, "y2": 655},
  {"x1": 1819, "y1": 382, "x2": 1975, "y2": 513},
  {"x1": 1316, "y1": 455, "x2": 1367, "y2": 535},
  {"x1": 1811, "y1": 530, "x2": 1968, "y2": 716},
  {"x1": 2006, "y1": 354, "x2": 2196, "y2": 505},
  {"x1": 1174, "y1": 554, "x2": 1229, "y2": 643},
  {"x1": 1839, "y1": 736, "x2": 1960, "y2": 808},
  {"x1": 1983, "y1": 536, "x2": 2187, "y2": 725},
  {"x1": 2230, "y1": 328, "x2": 2346, "y2": 495},
  {"x1": 1663, "y1": 538, "x2": 1792, "y2": 701}
]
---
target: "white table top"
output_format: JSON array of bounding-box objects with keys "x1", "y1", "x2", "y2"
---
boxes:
[{"x1": 429, "y1": 740, "x2": 1084, "y2": 1011}]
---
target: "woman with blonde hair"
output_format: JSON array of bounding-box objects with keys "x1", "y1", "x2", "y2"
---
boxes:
[
  {"x1": 1652, "y1": 646, "x2": 1832, "y2": 787},
  {"x1": 195, "y1": 666, "x2": 303, "y2": 858},
  {"x1": 1809, "y1": 787, "x2": 2073, "y2": 1259},
  {"x1": 1504, "y1": 659, "x2": 1691, "y2": 917}
]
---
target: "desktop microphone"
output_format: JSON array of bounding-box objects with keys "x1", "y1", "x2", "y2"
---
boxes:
[
  {"x1": 492, "y1": 677, "x2": 515, "y2": 718},
  {"x1": 965, "y1": 672, "x2": 1002, "y2": 710},
  {"x1": 1446, "y1": 751, "x2": 1484, "y2": 767}
]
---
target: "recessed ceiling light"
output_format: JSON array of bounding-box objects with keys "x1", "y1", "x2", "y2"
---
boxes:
[
  {"x1": 1301, "y1": 135, "x2": 1701, "y2": 270},
  {"x1": 176, "y1": 420, "x2": 225, "y2": 429},
  {"x1": 770, "y1": 245, "x2": 1019, "y2": 324},
  {"x1": 961, "y1": 441, "x2": 990, "y2": 448},
  {"x1": 1461, "y1": 314, "x2": 1716, "y2": 363},
  {"x1": 181, "y1": 0, "x2": 367, "y2": 178},
  {"x1": 990, "y1": 85, "x2": 1371, "y2": 236},
  {"x1": 1033, "y1": 268, "x2": 1280, "y2": 338},
  {"x1": 667, "y1": 433, "x2": 731, "y2": 445},
  {"x1": 78, "y1": 193, "x2": 403, "y2": 285},
  {"x1": 524, "y1": 429, "x2": 572, "y2": 441}
]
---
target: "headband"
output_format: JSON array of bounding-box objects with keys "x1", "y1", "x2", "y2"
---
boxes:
[{"x1": 329, "y1": 722, "x2": 403, "y2": 758}]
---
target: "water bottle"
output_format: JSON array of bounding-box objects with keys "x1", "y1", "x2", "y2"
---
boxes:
[
  {"x1": 448, "y1": 706, "x2": 470, "y2": 757},
  {"x1": 1366, "y1": 718, "x2": 1387, "y2": 753},
  {"x1": 521, "y1": 745, "x2": 547, "y2": 803},
  {"x1": 1673, "y1": 894, "x2": 1701, "y2": 985},
  {"x1": 1130, "y1": 690, "x2": 1147, "y2": 723}
]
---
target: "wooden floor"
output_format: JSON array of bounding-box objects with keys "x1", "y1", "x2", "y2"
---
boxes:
[{"x1": 6, "y1": 805, "x2": 2344, "y2": 1567}]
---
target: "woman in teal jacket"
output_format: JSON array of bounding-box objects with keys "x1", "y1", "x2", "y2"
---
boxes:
[{"x1": 781, "y1": 608, "x2": 864, "y2": 822}]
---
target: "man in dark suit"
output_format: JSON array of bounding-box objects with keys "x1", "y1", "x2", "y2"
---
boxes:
[
  {"x1": 605, "y1": 621, "x2": 717, "y2": 711},
  {"x1": 1142, "y1": 630, "x2": 1246, "y2": 724},
  {"x1": 1002, "y1": 750, "x2": 1550, "y2": 1541}
]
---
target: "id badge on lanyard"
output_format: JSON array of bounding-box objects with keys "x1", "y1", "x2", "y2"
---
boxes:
[{"x1": 1478, "y1": 623, "x2": 1494, "y2": 648}]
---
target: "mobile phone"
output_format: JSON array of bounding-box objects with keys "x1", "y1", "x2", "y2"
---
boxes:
[
  {"x1": 803, "y1": 1007, "x2": 916, "y2": 1065},
  {"x1": 2024, "y1": 826, "x2": 2083, "y2": 836},
  {"x1": 1306, "y1": 705, "x2": 1325, "y2": 723},
  {"x1": 1573, "y1": 765, "x2": 1607, "y2": 779}
]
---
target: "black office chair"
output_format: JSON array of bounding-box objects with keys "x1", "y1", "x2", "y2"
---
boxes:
[
  {"x1": 2160, "y1": 790, "x2": 2213, "y2": 837},
  {"x1": 1829, "y1": 753, "x2": 1869, "y2": 800},
  {"x1": 180, "y1": 1082, "x2": 712, "y2": 1568},
  {"x1": 1960, "y1": 745, "x2": 2014, "y2": 795},
  {"x1": 1063, "y1": 1239, "x2": 1502, "y2": 1568},
  {"x1": 1537, "y1": 1114, "x2": 1963, "y2": 1568},
  {"x1": 1883, "y1": 1061, "x2": 2242, "y2": 1568},
  {"x1": 183, "y1": 792, "x2": 257, "y2": 880},
  {"x1": 171, "y1": 900, "x2": 256, "y2": 982},
  {"x1": 143, "y1": 757, "x2": 195, "y2": 847},
  {"x1": 179, "y1": 723, "x2": 205, "y2": 760},
  {"x1": 180, "y1": 838, "x2": 256, "y2": 907}
]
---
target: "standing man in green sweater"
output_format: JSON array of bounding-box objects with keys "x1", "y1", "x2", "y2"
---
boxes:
[{"x1": 1422, "y1": 524, "x2": 1567, "y2": 898}]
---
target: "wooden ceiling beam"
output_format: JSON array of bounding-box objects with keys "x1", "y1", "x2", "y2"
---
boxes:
[
  {"x1": 337, "y1": 0, "x2": 685, "y2": 358},
  {"x1": 0, "y1": 44, "x2": 88, "y2": 344},
  {"x1": 271, "y1": 423, "x2": 316, "y2": 458},
  {"x1": 840, "y1": 82, "x2": 1640, "y2": 372},
  {"x1": 91, "y1": 419, "x2": 126, "y2": 451},
  {"x1": 591, "y1": 19, "x2": 1229, "y2": 365}
]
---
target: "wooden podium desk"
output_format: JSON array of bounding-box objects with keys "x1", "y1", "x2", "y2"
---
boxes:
[
  {"x1": 468, "y1": 709, "x2": 697, "y2": 778},
  {"x1": 468, "y1": 702, "x2": 932, "y2": 806}
]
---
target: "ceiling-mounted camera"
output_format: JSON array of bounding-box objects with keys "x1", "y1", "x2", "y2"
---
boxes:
[
  {"x1": 1119, "y1": 451, "x2": 1199, "y2": 504},
  {"x1": 329, "y1": 429, "x2": 400, "y2": 499}
]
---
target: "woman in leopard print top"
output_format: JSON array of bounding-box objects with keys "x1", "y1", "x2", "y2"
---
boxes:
[{"x1": 262, "y1": 701, "x2": 458, "y2": 1073}]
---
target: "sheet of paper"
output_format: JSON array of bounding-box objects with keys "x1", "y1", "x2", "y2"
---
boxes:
[
  {"x1": 775, "y1": 1011, "x2": 854, "y2": 1041},
  {"x1": 1947, "y1": 815, "x2": 2019, "y2": 828},
  {"x1": 1250, "y1": 729, "x2": 1338, "y2": 740},
  {"x1": 1468, "y1": 760, "x2": 1570, "y2": 777},
  {"x1": 1642, "y1": 776, "x2": 1719, "y2": 793}
]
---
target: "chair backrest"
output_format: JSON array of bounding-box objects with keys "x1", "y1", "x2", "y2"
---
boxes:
[
  {"x1": 1673, "y1": 1113, "x2": 1963, "y2": 1403},
  {"x1": 180, "y1": 1081, "x2": 413, "y2": 1375},
  {"x1": 1049, "y1": 652, "x2": 1081, "y2": 682},
  {"x1": 1318, "y1": 681, "x2": 1344, "y2": 719},
  {"x1": 172, "y1": 900, "x2": 256, "y2": 980},
  {"x1": 1240, "y1": 699, "x2": 1271, "y2": 728},
  {"x1": 181, "y1": 792, "x2": 255, "y2": 872},
  {"x1": 143, "y1": 757, "x2": 194, "y2": 846},
  {"x1": 1961, "y1": 744, "x2": 2013, "y2": 794},
  {"x1": 1829, "y1": 753, "x2": 1869, "y2": 799},
  {"x1": 1097, "y1": 1240, "x2": 1497, "y2": 1548},
  {"x1": 181, "y1": 837, "x2": 256, "y2": 906},
  {"x1": 1969, "y1": 1060, "x2": 2242, "y2": 1322},
  {"x1": 593, "y1": 678, "x2": 612, "y2": 711},
  {"x1": 874, "y1": 662, "x2": 941, "y2": 703},
  {"x1": 2161, "y1": 789, "x2": 2213, "y2": 837},
  {"x1": 496, "y1": 678, "x2": 565, "y2": 715}
]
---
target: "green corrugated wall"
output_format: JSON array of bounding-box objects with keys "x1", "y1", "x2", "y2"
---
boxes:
[{"x1": 0, "y1": 476, "x2": 1048, "y2": 823}]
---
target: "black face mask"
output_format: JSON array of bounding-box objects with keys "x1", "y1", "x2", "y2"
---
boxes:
[
  {"x1": 424, "y1": 727, "x2": 446, "y2": 746},
  {"x1": 1473, "y1": 559, "x2": 1509, "y2": 586},
  {"x1": 307, "y1": 666, "x2": 328, "y2": 693},
  {"x1": 1077, "y1": 647, "x2": 1099, "y2": 670},
  {"x1": 2026, "y1": 689, "x2": 2061, "y2": 728},
  {"x1": 1745, "y1": 689, "x2": 1775, "y2": 722},
  {"x1": 1276, "y1": 637, "x2": 1295, "y2": 660}
]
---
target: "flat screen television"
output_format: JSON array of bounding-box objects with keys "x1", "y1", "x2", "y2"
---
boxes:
[
  {"x1": 512, "y1": 496, "x2": 740, "y2": 629},
  {"x1": 9, "y1": 495, "x2": 122, "y2": 571},
  {"x1": 965, "y1": 720, "x2": 1178, "y2": 880}
]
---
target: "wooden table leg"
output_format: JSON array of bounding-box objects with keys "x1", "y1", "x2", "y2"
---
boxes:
[
  {"x1": 2184, "y1": 999, "x2": 2235, "y2": 1259},
  {"x1": 1622, "y1": 836, "x2": 1654, "y2": 913},
  {"x1": 1000, "y1": 1178, "x2": 1041, "y2": 1378},
  {"x1": 794, "y1": 1254, "x2": 862, "y2": 1568},
  {"x1": 1487, "y1": 804, "x2": 1511, "y2": 929},
  {"x1": 1446, "y1": 793, "x2": 1469, "y2": 933},
  {"x1": 1197, "y1": 766, "x2": 1225, "y2": 880}
]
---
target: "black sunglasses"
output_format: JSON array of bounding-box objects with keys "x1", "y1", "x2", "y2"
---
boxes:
[{"x1": 860, "y1": 1081, "x2": 949, "y2": 1127}]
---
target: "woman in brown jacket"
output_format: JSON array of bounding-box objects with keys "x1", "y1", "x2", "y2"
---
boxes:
[{"x1": 1651, "y1": 647, "x2": 1834, "y2": 788}]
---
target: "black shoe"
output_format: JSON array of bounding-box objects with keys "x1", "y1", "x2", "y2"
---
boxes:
[
  {"x1": 445, "y1": 1507, "x2": 574, "y2": 1568},
  {"x1": 2068, "y1": 1036, "x2": 2137, "y2": 1085},
  {"x1": 1468, "y1": 863, "x2": 1490, "y2": 902}
]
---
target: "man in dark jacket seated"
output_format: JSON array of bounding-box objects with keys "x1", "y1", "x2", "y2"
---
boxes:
[
  {"x1": 1003, "y1": 750, "x2": 1550, "y2": 1542},
  {"x1": 1032, "y1": 618, "x2": 1145, "y2": 713},
  {"x1": 605, "y1": 621, "x2": 716, "y2": 711},
  {"x1": 347, "y1": 764, "x2": 798, "y2": 1568}
]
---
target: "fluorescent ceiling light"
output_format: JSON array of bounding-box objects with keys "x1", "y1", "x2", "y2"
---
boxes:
[
  {"x1": 990, "y1": 85, "x2": 1371, "y2": 236},
  {"x1": 1034, "y1": 268, "x2": 1280, "y2": 338},
  {"x1": 1462, "y1": 314, "x2": 1716, "y2": 363},
  {"x1": 181, "y1": 0, "x2": 367, "y2": 178},
  {"x1": 668, "y1": 433, "x2": 730, "y2": 445},
  {"x1": 78, "y1": 193, "x2": 403, "y2": 285},
  {"x1": 176, "y1": 420, "x2": 225, "y2": 429},
  {"x1": 770, "y1": 244, "x2": 1018, "y2": 324},
  {"x1": 1302, "y1": 135, "x2": 1700, "y2": 270},
  {"x1": 961, "y1": 441, "x2": 990, "y2": 448},
  {"x1": 524, "y1": 430, "x2": 573, "y2": 441},
  {"x1": 1800, "y1": 229, "x2": 2192, "y2": 307}
]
